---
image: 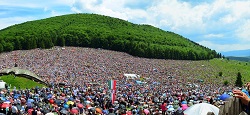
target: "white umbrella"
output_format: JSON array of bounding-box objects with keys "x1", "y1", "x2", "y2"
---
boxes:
[{"x1": 184, "y1": 103, "x2": 219, "y2": 115}]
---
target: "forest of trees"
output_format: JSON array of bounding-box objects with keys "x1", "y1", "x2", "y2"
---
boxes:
[{"x1": 0, "y1": 13, "x2": 221, "y2": 60}]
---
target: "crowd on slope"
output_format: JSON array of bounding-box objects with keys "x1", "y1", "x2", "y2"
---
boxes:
[{"x1": 0, "y1": 47, "x2": 235, "y2": 115}]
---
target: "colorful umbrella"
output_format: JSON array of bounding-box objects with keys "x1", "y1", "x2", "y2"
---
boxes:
[
  {"x1": 96, "y1": 107, "x2": 102, "y2": 114},
  {"x1": 181, "y1": 104, "x2": 188, "y2": 110},
  {"x1": 144, "y1": 109, "x2": 150, "y2": 115},
  {"x1": 219, "y1": 94, "x2": 231, "y2": 101},
  {"x1": 63, "y1": 104, "x2": 69, "y2": 109},
  {"x1": 1, "y1": 102, "x2": 10, "y2": 108},
  {"x1": 77, "y1": 103, "x2": 83, "y2": 108},
  {"x1": 67, "y1": 101, "x2": 74, "y2": 105},
  {"x1": 60, "y1": 109, "x2": 69, "y2": 114},
  {"x1": 27, "y1": 99, "x2": 34, "y2": 103},
  {"x1": 70, "y1": 108, "x2": 78, "y2": 114},
  {"x1": 49, "y1": 99, "x2": 54, "y2": 104}
]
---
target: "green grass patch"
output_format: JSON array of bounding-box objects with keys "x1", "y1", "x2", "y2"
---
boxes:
[
  {"x1": 0, "y1": 75, "x2": 46, "y2": 89},
  {"x1": 180, "y1": 58, "x2": 250, "y2": 85}
]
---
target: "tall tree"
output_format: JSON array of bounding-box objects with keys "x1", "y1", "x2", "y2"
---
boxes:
[{"x1": 235, "y1": 72, "x2": 243, "y2": 87}]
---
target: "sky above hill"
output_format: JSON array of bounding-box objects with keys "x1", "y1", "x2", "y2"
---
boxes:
[{"x1": 0, "y1": 0, "x2": 250, "y2": 52}]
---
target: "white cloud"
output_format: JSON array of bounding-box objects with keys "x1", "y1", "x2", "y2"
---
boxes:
[
  {"x1": 236, "y1": 20, "x2": 250, "y2": 42},
  {"x1": 70, "y1": 0, "x2": 148, "y2": 21},
  {"x1": 44, "y1": 7, "x2": 48, "y2": 12},
  {"x1": 0, "y1": 0, "x2": 44, "y2": 8},
  {"x1": 0, "y1": 17, "x2": 36, "y2": 30},
  {"x1": 204, "y1": 34, "x2": 224, "y2": 38},
  {"x1": 198, "y1": 40, "x2": 250, "y2": 52}
]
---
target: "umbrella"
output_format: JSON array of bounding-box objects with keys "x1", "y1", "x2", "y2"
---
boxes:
[
  {"x1": 14, "y1": 94, "x2": 20, "y2": 99},
  {"x1": 184, "y1": 103, "x2": 219, "y2": 115},
  {"x1": 60, "y1": 109, "x2": 69, "y2": 114},
  {"x1": 70, "y1": 108, "x2": 78, "y2": 114},
  {"x1": 28, "y1": 108, "x2": 33, "y2": 114},
  {"x1": 181, "y1": 101, "x2": 187, "y2": 104},
  {"x1": 27, "y1": 99, "x2": 34, "y2": 103},
  {"x1": 96, "y1": 107, "x2": 102, "y2": 114},
  {"x1": 45, "y1": 113, "x2": 54, "y2": 115},
  {"x1": 0, "y1": 97, "x2": 6, "y2": 101},
  {"x1": 77, "y1": 103, "x2": 84, "y2": 108},
  {"x1": 54, "y1": 99, "x2": 62, "y2": 105},
  {"x1": 63, "y1": 104, "x2": 69, "y2": 109},
  {"x1": 126, "y1": 84, "x2": 132, "y2": 87},
  {"x1": 68, "y1": 97, "x2": 74, "y2": 101},
  {"x1": 181, "y1": 104, "x2": 188, "y2": 110},
  {"x1": 144, "y1": 109, "x2": 150, "y2": 115},
  {"x1": 67, "y1": 101, "x2": 74, "y2": 105},
  {"x1": 1, "y1": 102, "x2": 10, "y2": 108},
  {"x1": 85, "y1": 100, "x2": 90, "y2": 104},
  {"x1": 168, "y1": 107, "x2": 175, "y2": 112},
  {"x1": 49, "y1": 99, "x2": 54, "y2": 104},
  {"x1": 219, "y1": 94, "x2": 231, "y2": 101},
  {"x1": 47, "y1": 94, "x2": 53, "y2": 99}
]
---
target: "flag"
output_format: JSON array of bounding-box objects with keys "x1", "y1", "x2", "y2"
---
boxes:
[
  {"x1": 111, "y1": 89, "x2": 116, "y2": 104},
  {"x1": 108, "y1": 80, "x2": 116, "y2": 104},
  {"x1": 108, "y1": 80, "x2": 116, "y2": 90}
]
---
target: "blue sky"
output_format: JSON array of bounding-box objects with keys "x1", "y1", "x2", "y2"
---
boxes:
[{"x1": 0, "y1": 0, "x2": 250, "y2": 52}]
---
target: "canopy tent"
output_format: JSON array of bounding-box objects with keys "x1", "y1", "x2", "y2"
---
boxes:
[{"x1": 124, "y1": 74, "x2": 140, "y2": 79}]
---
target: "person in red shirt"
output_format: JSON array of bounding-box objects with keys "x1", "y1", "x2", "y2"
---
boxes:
[{"x1": 161, "y1": 102, "x2": 167, "y2": 115}]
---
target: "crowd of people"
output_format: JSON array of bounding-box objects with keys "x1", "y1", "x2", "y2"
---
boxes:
[{"x1": 0, "y1": 47, "x2": 238, "y2": 115}]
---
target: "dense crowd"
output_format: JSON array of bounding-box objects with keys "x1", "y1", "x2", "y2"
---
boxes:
[{"x1": 0, "y1": 47, "x2": 235, "y2": 115}]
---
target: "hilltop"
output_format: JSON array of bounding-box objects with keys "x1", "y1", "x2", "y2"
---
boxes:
[{"x1": 0, "y1": 13, "x2": 220, "y2": 60}]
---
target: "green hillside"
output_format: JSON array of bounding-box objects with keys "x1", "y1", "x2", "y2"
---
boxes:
[{"x1": 0, "y1": 13, "x2": 220, "y2": 60}]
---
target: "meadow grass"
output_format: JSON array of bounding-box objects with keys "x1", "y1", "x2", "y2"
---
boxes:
[{"x1": 0, "y1": 75, "x2": 46, "y2": 89}]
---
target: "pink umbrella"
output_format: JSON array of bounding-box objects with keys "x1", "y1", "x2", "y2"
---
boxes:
[
  {"x1": 182, "y1": 104, "x2": 188, "y2": 110},
  {"x1": 144, "y1": 109, "x2": 150, "y2": 115}
]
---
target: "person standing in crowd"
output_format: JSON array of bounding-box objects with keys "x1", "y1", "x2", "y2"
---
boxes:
[
  {"x1": 11, "y1": 103, "x2": 19, "y2": 115},
  {"x1": 161, "y1": 101, "x2": 167, "y2": 115}
]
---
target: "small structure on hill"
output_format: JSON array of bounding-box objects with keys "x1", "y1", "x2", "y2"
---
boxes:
[{"x1": 0, "y1": 80, "x2": 6, "y2": 89}]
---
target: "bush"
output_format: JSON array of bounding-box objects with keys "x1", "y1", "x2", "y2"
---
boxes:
[
  {"x1": 219, "y1": 72, "x2": 223, "y2": 77},
  {"x1": 223, "y1": 80, "x2": 229, "y2": 86}
]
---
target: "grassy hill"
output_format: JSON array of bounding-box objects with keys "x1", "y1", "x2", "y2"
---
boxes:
[
  {"x1": 181, "y1": 58, "x2": 250, "y2": 85},
  {"x1": 0, "y1": 13, "x2": 219, "y2": 60},
  {"x1": 0, "y1": 75, "x2": 46, "y2": 89}
]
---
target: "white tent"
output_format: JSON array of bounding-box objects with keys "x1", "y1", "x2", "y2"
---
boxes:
[
  {"x1": 0, "y1": 80, "x2": 6, "y2": 89},
  {"x1": 123, "y1": 74, "x2": 140, "y2": 79},
  {"x1": 184, "y1": 103, "x2": 219, "y2": 115}
]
